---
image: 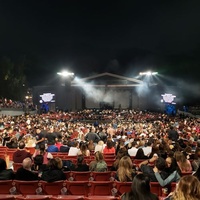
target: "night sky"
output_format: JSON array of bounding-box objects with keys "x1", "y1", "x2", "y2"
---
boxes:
[{"x1": 1, "y1": 0, "x2": 200, "y2": 87}]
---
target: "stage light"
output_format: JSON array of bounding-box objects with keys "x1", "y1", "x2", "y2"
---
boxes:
[
  {"x1": 139, "y1": 71, "x2": 158, "y2": 76},
  {"x1": 57, "y1": 71, "x2": 74, "y2": 77}
]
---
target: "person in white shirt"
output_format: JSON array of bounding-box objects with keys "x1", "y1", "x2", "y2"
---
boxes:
[
  {"x1": 143, "y1": 141, "x2": 153, "y2": 157},
  {"x1": 128, "y1": 141, "x2": 138, "y2": 157},
  {"x1": 68, "y1": 141, "x2": 79, "y2": 156}
]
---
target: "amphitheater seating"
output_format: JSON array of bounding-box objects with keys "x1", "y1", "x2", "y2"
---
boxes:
[
  {"x1": 68, "y1": 171, "x2": 92, "y2": 181},
  {"x1": 66, "y1": 181, "x2": 90, "y2": 196},
  {"x1": 40, "y1": 181, "x2": 66, "y2": 195},
  {"x1": 13, "y1": 163, "x2": 23, "y2": 172},
  {"x1": 15, "y1": 195, "x2": 51, "y2": 200},
  {"x1": 13, "y1": 180, "x2": 40, "y2": 195},
  {"x1": 112, "y1": 181, "x2": 132, "y2": 195},
  {"x1": 0, "y1": 195, "x2": 16, "y2": 200},
  {"x1": 91, "y1": 171, "x2": 113, "y2": 181},
  {"x1": 51, "y1": 195, "x2": 84, "y2": 200},
  {"x1": 89, "y1": 181, "x2": 114, "y2": 196},
  {"x1": 0, "y1": 180, "x2": 13, "y2": 194}
]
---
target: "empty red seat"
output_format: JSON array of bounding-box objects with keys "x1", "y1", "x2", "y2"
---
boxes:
[
  {"x1": 66, "y1": 181, "x2": 90, "y2": 196},
  {"x1": 85, "y1": 196, "x2": 119, "y2": 200},
  {"x1": 15, "y1": 195, "x2": 51, "y2": 200},
  {"x1": 69, "y1": 171, "x2": 92, "y2": 181},
  {"x1": 0, "y1": 195, "x2": 15, "y2": 200},
  {"x1": 51, "y1": 195, "x2": 84, "y2": 200},
  {"x1": 89, "y1": 181, "x2": 114, "y2": 196},
  {"x1": 0, "y1": 180, "x2": 13, "y2": 194},
  {"x1": 112, "y1": 181, "x2": 132, "y2": 196},
  {"x1": 91, "y1": 171, "x2": 113, "y2": 181},
  {"x1": 13, "y1": 180, "x2": 40, "y2": 195}
]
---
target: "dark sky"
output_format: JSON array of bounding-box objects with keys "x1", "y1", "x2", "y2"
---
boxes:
[{"x1": 1, "y1": 0, "x2": 200, "y2": 86}]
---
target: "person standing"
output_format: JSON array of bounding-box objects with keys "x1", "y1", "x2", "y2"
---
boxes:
[{"x1": 35, "y1": 127, "x2": 45, "y2": 149}]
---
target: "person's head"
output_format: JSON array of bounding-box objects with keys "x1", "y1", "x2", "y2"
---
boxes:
[
  {"x1": 97, "y1": 140, "x2": 104, "y2": 146},
  {"x1": 118, "y1": 156, "x2": 132, "y2": 170},
  {"x1": 155, "y1": 157, "x2": 166, "y2": 171},
  {"x1": 174, "y1": 151, "x2": 186, "y2": 163},
  {"x1": 36, "y1": 128, "x2": 41, "y2": 134},
  {"x1": 172, "y1": 175, "x2": 200, "y2": 200},
  {"x1": 106, "y1": 140, "x2": 113, "y2": 149},
  {"x1": 80, "y1": 143, "x2": 88, "y2": 153},
  {"x1": 194, "y1": 147, "x2": 200, "y2": 159},
  {"x1": 135, "y1": 148, "x2": 146, "y2": 159},
  {"x1": 18, "y1": 141, "x2": 25, "y2": 149},
  {"x1": 22, "y1": 157, "x2": 32, "y2": 171},
  {"x1": 131, "y1": 174, "x2": 152, "y2": 198},
  {"x1": 117, "y1": 156, "x2": 133, "y2": 182},
  {"x1": 55, "y1": 157, "x2": 63, "y2": 169},
  {"x1": 33, "y1": 155, "x2": 44, "y2": 166},
  {"x1": 0, "y1": 158, "x2": 7, "y2": 171},
  {"x1": 77, "y1": 155, "x2": 84, "y2": 166},
  {"x1": 47, "y1": 158, "x2": 59, "y2": 170},
  {"x1": 95, "y1": 151, "x2": 104, "y2": 162}
]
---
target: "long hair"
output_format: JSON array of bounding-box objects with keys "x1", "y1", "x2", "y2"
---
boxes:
[
  {"x1": 95, "y1": 151, "x2": 104, "y2": 162},
  {"x1": 117, "y1": 156, "x2": 133, "y2": 182},
  {"x1": 172, "y1": 175, "x2": 200, "y2": 200},
  {"x1": 125, "y1": 174, "x2": 158, "y2": 200},
  {"x1": 174, "y1": 151, "x2": 190, "y2": 171}
]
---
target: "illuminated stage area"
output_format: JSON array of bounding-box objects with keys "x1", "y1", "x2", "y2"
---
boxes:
[{"x1": 32, "y1": 72, "x2": 182, "y2": 112}]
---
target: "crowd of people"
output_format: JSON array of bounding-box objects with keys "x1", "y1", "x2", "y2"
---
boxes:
[{"x1": 0, "y1": 109, "x2": 200, "y2": 199}]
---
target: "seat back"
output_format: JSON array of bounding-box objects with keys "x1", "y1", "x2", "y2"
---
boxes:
[
  {"x1": 91, "y1": 171, "x2": 112, "y2": 181},
  {"x1": 51, "y1": 195, "x2": 84, "y2": 200},
  {"x1": 89, "y1": 181, "x2": 114, "y2": 196},
  {"x1": 70, "y1": 171, "x2": 92, "y2": 181},
  {"x1": 66, "y1": 181, "x2": 89, "y2": 196},
  {"x1": 40, "y1": 181, "x2": 65, "y2": 195},
  {"x1": 15, "y1": 195, "x2": 51, "y2": 200},
  {"x1": 0, "y1": 180, "x2": 13, "y2": 194},
  {"x1": 113, "y1": 181, "x2": 132, "y2": 195},
  {"x1": 13, "y1": 163, "x2": 23, "y2": 172},
  {"x1": 13, "y1": 180, "x2": 40, "y2": 195},
  {"x1": 0, "y1": 195, "x2": 15, "y2": 200},
  {"x1": 150, "y1": 182, "x2": 162, "y2": 196},
  {"x1": 85, "y1": 196, "x2": 119, "y2": 200}
]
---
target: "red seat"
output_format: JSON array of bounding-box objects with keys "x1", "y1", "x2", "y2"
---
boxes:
[
  {"x1": 91, "y1": 171, "x2": 112, "y2": 181},
  {"x1": 150, "y1": 182, "x2": 162, "y2": 196},
  {"x1": 181, "y1": 172, "x2": 192, "y2": 176},
  {"x1": 13, "y1": 163, "x2": 23, "y2": 172},
  {"x1": 0, "y1": 195, "x2": 15, "y2": 200},
  {"x1": 15, "y1": 195, "x2": 51, "y2": 200},
  {"x1": 51, "y1": 195, "x2": 84, "y2": 200},
  {"x1": 85, "y1": 196, "x2": 119, "y2": 200},
  {"x1": 89, "y1": 181, "x2": 114, "y2": 196},
  {"x1": 69, "y1": 171, "x2": 92, "y2": 181},
  {"x1": 113, "y1": 181, "x2": 132, "y2": 195},
  {"x1": 66, "y1": 181, "x2": 89, "y2": 196},
  {"x1": 7, "y1": 149, "x2": 17, "y2": 161},
  {"x1": 171, "y1": 182, "x2": 177, "y2": 192},
  {"x1": 0, "y1": 180, "x2": 13, "y2": 194},
  {"x1": 40, "y1": 181, "x2": 66, "y2": 195},
  {"x1": 13, "y1": 180, "x2": 40, "y2": 195}
]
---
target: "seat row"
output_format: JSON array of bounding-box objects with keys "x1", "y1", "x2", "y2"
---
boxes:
[
  {"x1": 0, "y1": 194, "x2": 119, "y2": 200},
  {"x1": 0, "y1": 179, "x2": 177, "y2": 197},
  {"x1": 0, "y1": 180, "x2": 131, "y2": 197}
]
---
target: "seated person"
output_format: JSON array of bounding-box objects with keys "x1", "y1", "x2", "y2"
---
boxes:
[
  {"x1": 41, "y1": 158, "x2": 66, "y2": 182},
  {"x1": 13, "y1": 141, "x2": 31, "y2": 163},
  {"x1": 89, "y1": 151, "x2": 107, "y2": 172},
  {"x1": 15, "y1": 157, "x2": 38, "y2": 181},
  {"x1": 72, "y1": 155, "x2": 89, "y2": 171},
  {"x1": 0, "y1": 158, "x2": 15, "y2": 180},
  {"x1": 115, "y1": 156, "x2": 136, "y2": 182},
  {"x1": 31, "y1": 155, "x2": 47, "y2": 172},
  {"x1": 121, "y1": 174, "x2": 158, "y2": 200},
  {"x1": 139, "y1": 156, "x2": 168, "y2": 182}
]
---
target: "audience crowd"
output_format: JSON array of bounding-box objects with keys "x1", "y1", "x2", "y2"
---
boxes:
[{"x1": 0, "y1": 109, "x2": 200, "y2": 199}]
